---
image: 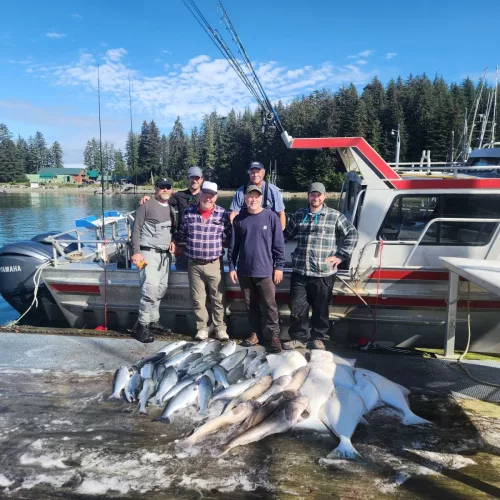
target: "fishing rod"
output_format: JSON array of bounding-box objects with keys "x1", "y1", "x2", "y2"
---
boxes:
[
  {"x1": 128, "y1": 75, "x2": 137, "y2": 196},
  {"x1": 97, "y1": 63, "x2": 108, "y2": 331},
  {"x1": 217, "y1": 0, "x2": 284, "y2": 133},
  {"x1": 97, "y1": 64, "x2": 105, "y2": 238},
  {"x1": 181, "y1": 0, "x2": 283, "y2": 133}
]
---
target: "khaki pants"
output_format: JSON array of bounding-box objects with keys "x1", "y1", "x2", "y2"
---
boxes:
[{"x1": 188, "y1": 259, "x2": 226, "y2": 332}]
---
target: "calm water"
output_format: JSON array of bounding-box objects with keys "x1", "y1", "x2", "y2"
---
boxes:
[{"x1": 0, "y1": 192, "x2": 308, "y2": 325}]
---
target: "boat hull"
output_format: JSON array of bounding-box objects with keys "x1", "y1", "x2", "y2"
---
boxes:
[{"x1": 40, "y1": 263, "x2": 500, "y2": 353}]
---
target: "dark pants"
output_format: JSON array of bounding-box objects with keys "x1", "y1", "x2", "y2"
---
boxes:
[
  {"x1": 288, "y1": 272, "x2": 334, "y2": 342},
  {"x1": 239, "y1": 275, "x2": 280, "y2": 342}
]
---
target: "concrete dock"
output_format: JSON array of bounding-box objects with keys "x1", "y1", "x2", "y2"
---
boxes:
[{"x1": 0, "y1": 332, "x2": 499, "y2": 499}]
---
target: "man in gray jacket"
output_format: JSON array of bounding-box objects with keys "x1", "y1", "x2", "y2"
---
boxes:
[{"x1": 131, "y1": 178, "x2": 176, "y2": 343}]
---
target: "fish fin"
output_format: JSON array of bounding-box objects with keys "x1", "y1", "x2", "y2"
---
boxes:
[
  {"x1": 402, "y1": 412, "x2": 432, "y2": 426},
  {"x1": 359, "y1": 416, "x2": 369, "y2": 425},
  {"x1": 154, "y1": 416, "x2": 171, "y2": 424},
  {"x1": 327, "y1": 436, "x2": 361, "y2": 461},
  {"x1": 108, "y1": 393, "x2": 122, "y2": 400}
]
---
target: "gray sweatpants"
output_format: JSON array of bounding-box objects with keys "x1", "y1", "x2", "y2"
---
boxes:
[{"x1": 138, "y1": 250, "x2": 170, "y2": 325}]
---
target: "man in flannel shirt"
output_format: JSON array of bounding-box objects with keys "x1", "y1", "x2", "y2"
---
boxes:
[
  {"x1": 282, "y1": 182, "x2": 358, "y2": 351},
  {"x1": 175, "y1": 181, "x2": 232, "y2": 340}
]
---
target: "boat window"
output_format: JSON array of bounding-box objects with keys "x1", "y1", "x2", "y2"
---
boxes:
[
  {"x1": 346, "y1": 182, "x2": 358, "y2": 213},
  {"x1": 378, "y1": 194, "x2": 500, "y2": 246}
]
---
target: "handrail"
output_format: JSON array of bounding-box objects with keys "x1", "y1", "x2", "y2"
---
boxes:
[{"x1": 403, "y1": 217, "x2": 500, "y2": 266}]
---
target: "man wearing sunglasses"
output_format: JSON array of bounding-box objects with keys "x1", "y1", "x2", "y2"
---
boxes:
[
  {"x1": 131, "y1": 178, "x2": 176, "y2": 343},
  {"x1": 282, "y1": 182, "x2": 358, "y2": 351},
  {"x1": 140, "y1": 166, "x2": 204, "y2": 270}
]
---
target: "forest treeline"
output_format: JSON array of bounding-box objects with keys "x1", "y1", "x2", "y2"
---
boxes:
[{"x1": 2, "y1": 74, "x2": 497, "y2": 190}]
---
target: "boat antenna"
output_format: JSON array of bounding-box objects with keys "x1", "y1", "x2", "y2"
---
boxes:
[
  {"x1": 128, "y1": 75, "x2": 137, "y2": 196},
  {"x1": 467, "y1": 66, "x2": 488, "y2": 152},
  {"x1": 489, "y1": 66, "x2": 498, "y2": 146},
  {"x1": 181, "y1": 0, "x2": 283, "y2": 133},
  {"x1": 97, "y1": 64, "x2": 106, "y2": 239}
]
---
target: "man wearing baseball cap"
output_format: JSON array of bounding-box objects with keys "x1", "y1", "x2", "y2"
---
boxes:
[
  {"x1": 175, "y1": 181, "x2": 232, "y2": 340},
  {"x1": 229, "y1": 161, "x2": 286, "y2": 230},
  {"x1": 228, "y1": 184, "x2": 285, "y2": 352},
  {"x1": 140, "y1": 166, "x2": 204, "y2": 270},
  {"x1": 282, "y1": 182, "x2": 358, "y2": 350},
  {"x1": 131, "y1": 178, "x2": 176, "y2": 343}
]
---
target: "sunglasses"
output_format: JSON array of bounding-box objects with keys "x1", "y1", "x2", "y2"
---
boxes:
[{"x1": 157, "y1": 184, "x2": 172, "y2": 190}]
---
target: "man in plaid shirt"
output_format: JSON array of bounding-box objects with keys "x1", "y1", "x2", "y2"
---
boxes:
[
  {"x1": 283, "y1": 182, "x2": 358, "y2": 350},
  {"x1": 175, "y1": 181, "x2": 232, "y2": 340}
]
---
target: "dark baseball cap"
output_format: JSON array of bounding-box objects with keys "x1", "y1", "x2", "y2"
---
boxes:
[
  {"x1": 248, "y1": 161, "x2": 264, "y2": 172},
  {"x1": 245, "y1": 184, "x2": 262, "y2": 195},
  {"x1": 308, "y1": 182, "x2": 326, "y2": 194},
  {"x1": 155, "y1": 178, "x2": 172, "y2": 189}
]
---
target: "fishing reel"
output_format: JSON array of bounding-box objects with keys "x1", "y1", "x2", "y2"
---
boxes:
[{"x1": 261, "y1": 112, "x2": 277, "y2": 134}]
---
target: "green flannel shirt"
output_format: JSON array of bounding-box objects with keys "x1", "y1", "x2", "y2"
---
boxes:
[{"x1": 285, "y1": 205, "x2": 358, "y2": 277}]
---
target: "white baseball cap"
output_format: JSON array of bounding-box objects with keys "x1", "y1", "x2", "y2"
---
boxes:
[{"x1": 201, "y1": 181, "x2": 217, "y2": 195}]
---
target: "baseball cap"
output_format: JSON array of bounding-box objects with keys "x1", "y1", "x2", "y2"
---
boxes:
[
  {"x1": 248, "y1": 161, "x2": 264, "y2": 172},
  {"x1": 201, "y1": 181, "x2": 218, "y2": 195},
  {"x1": 308, "y1": 182, "x2": 326, "y2": 194},
  {"x1": 187, "y1": 166, "x2": 203, "y2": 178},
  {"x1": 155, "y1": 178, "x2": 172, "y2": 189},
  {"x1": 245, "y1": 184, "x2": 262, "y2": 195}
]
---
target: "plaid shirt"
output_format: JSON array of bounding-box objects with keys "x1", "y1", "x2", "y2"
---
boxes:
[
  {"x1": 175, "y1": 204, "x2": 231, "y2": 261},
  {"x1": 285, "y1": 205, "x2": 358, "y2": 277}
]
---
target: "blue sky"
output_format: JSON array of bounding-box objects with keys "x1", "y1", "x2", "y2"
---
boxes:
[{"x1": 1, "y1": 0, "x2": 499, "y2": 167}]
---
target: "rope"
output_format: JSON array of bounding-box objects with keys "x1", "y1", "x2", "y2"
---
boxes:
[
  {"x1": 456, "y1": 281, "x2": 500, "y2": 388},
  {"x1": 5, "y1": 260, "x2": 53, "y2": 328}
]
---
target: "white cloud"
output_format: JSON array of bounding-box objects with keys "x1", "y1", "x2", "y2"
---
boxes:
[
  {"x1": 46, "y1": 32, "x2": 66, "y2": 39},
  {"x1": 347, "y1": 50, "x2": 374, "y2": 59},
  {"x1": 70, "y1": 13, "x2": 83, "y2": 20},
  {"x1": 356, "y1": 60, "x2": 367, "y2": 65},
  {"x1": 20, "y1": 49, "x2": 378, "y2": 162},
  {"x1": 162, "y1": 50, "x2": 172, "y2": 55},
  {"x1": 153, "y1": 58, "x2": 162, "y2": 63},
  {"x1": 385, "y1": 52, "x2": 398, "y2": 60},
  {"x1": 106, "y1": 48, "x2": 127, "y2": 62}
]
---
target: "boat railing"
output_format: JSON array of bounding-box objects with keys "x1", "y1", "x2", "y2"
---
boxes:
[
  {"x1": 389, "y1": 162, "x2": 500, "y2": 178},
  {"x1": 353, "y1": 216, "x2": 500, "y2": 279}
]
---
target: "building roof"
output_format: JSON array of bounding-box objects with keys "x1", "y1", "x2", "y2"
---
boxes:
[{"x1": 39, "y1": 168, "x2": 85, "y2": 176}]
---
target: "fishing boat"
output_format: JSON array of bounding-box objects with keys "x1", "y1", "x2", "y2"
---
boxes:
[{"x1": 1, "y1": 136, "x2": 500, "y2": 353}]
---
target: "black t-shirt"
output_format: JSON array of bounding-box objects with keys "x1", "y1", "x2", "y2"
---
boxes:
[{"x1": 170, "y1": 189, "x2": 200, "y2": 221}]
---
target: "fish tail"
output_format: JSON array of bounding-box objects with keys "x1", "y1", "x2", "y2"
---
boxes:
[
  {"x1": 139, "y1": 406, "x2": 148, "y2": 415},
  {"x1": 108, "y1": 393, "x2": 122, "y2": 400},
  {"x1": 154, "y1": 416, "x2": 171, "y2": 424},
  {"x1": 327, "y1": 436, "x2": 362, "y2": 461},
  {"x1": 402, "y1": 412, "x2": 432, "y2": 426}
]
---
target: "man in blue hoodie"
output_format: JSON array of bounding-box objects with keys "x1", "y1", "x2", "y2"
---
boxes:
[{"x1": 228, "y1": 185, "x2": 285, "y2": 353}]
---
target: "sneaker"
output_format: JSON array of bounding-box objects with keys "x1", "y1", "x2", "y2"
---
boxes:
[
  {"x1": 240, "y1": 332, "x2": 260, "y2": 347},
  {"x1": 195, "y1": 330, "x2": 209, "y2": 341},
  {"x1": 267, "y1": 337, "x2": 282, "y2": 353},
  {"x1": 308, "y1": 339, "x2": 326, "y2": 350},
  {"x1": 282, "y1": 339, "x2": 307, "y2": 350},
  {"x1": 215, "y1": 330, "x2": 229, "y2": 341},
  {"x1": 133, "y1": 323, "x2": 154, "y2": 344},
  {"x1": 149, "y1": 321, "x2": 172, "y2": 335}
]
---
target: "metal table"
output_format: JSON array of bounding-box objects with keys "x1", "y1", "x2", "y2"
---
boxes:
[{"x1": 440, "y1": 257, "x2": 500, "y2": 357}]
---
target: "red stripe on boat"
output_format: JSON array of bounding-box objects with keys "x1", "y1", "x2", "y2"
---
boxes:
[
  {"x1": 368, "y1": 270, "x2": 461, "y2": 281},
  {"x1": 333, "y1": 296, "x2": 500, "y2": 309},
  {"x1": 50, "y1": 284, "x2": 101, "y2": 294}
]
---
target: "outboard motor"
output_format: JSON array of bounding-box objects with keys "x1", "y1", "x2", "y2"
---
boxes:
[{"x1": 0, "y1": 232, "x2": 79, "y2": 322}]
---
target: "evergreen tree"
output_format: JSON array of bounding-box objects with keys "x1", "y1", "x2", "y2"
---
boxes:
[
  {"x1": 16, "y1": 136, "x2": 29, "y2": 174},
  {"x1": 50, "y1": 141, "x2": 64, "y2": 168},
  {"x1": 168, "y1": 117, "x2": 187, "y2": 180},
  {"x1": 113, "y1": 149, "x2": 127, "y2": 176},
  {"x1": 0, "y1": 137, "x2": 26, "y2": 182},
  {"x1": 33, "y1": 131, "x2": 48, "y2": 172},
  {"x1": 160, "y1": 134, "x2": 169, "y2": 177},
  {"x1": 125, "y1": 132, "x2": 140, "y2": 181},
  {"x1": 201, "y1": 114, "x2": 216, "y2": 179}
]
